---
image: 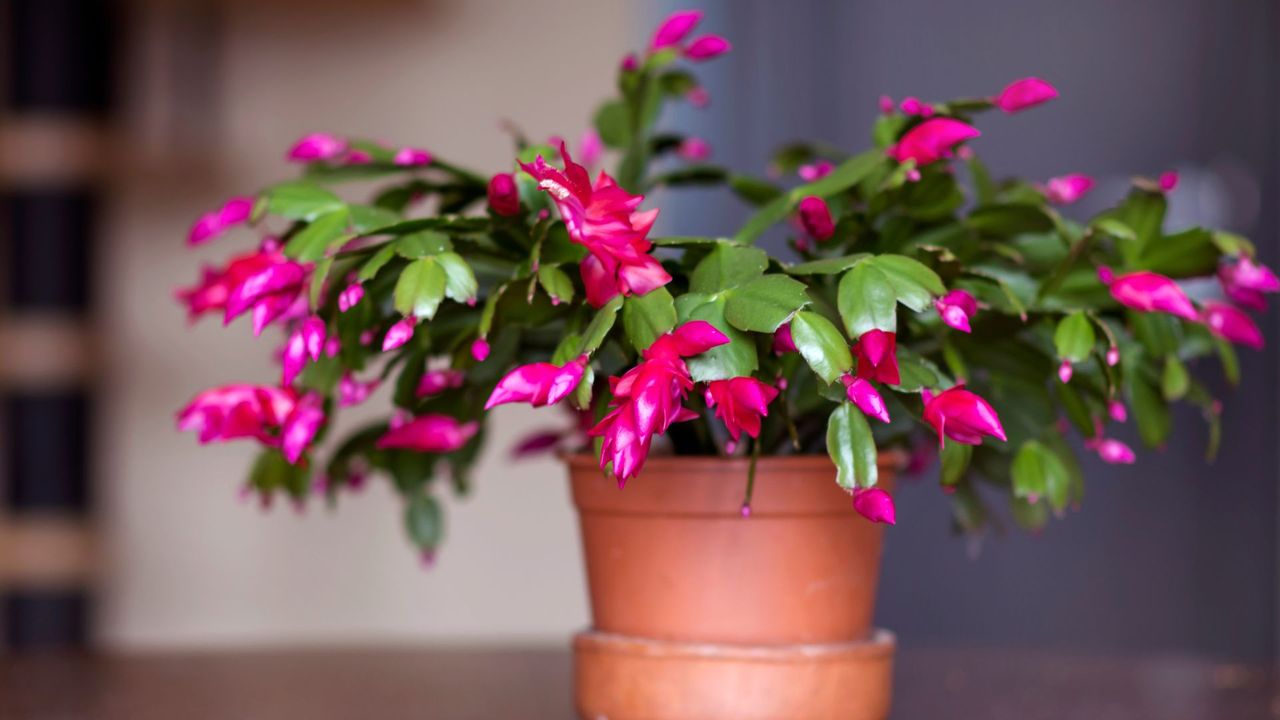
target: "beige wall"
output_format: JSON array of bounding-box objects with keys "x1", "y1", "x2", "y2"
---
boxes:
[{"x1": 99, "y1": 0, "x2": 630, "y2": 649}]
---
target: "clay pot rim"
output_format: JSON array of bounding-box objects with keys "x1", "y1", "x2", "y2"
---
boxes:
[{"x1": 562, "y1": 450, "x2": 909, "y2": 475}]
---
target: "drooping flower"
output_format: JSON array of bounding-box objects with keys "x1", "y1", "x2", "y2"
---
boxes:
[
  {"x1": 1105, "y1": 346, "x2": 1120, "y2": 367},
  {"x1": 471, "y1": 337, "x2": 490, "y2": 362},
  {"x1": 176, "y1": 384, "x2": 297, "y2": 446},
  {"x1": 522, "y1": 144, "x2": 670, "y2": 307},
  {"x1": 677, "y1": 137, "x2": 711, "y2": 161},
  {"x1": 935, "y1": 289, "x2": 978, "y2": 332},
  {"x1": 485, "y1": 355, "x2": 588, "y2": 409},
  {"x1": 1218, "y1": 256, "x2": 1279, "y2": 310},
  {"x1": 286, "y1": 133, "x2": 347, "y2": 163},
  {"x1": 840, "y1": 375, "x2": 890, "y2": 423},
  {"x1": 375, "y1": 414, "x2": 479, "y2": 452},
  {"x1": 797, "y1": 196, "x2": 835, "y2": 241},
  {"x1": 852, "y1": 487, "x2": 896, "y2": 525},
  {"x1": 1158, "y1": 170, "x2": 1179, "y2": 192},
  {"x1": 993, "y1": 77, "x2": 1058, "y2": 113},
  {"x1": 1058, "y1": 360, "x2": 1074, "y2": 384},
  {"x1": 382, "y1": 317, "x2": 417, "y2": 351},
  {"x1": 1103, "y1": 271, "x2": 1199, "y2": 321},
  {"x1": 704, "y1": 377, "x2": 779, "y2": 442},
  {"x1": 338, "y1": 282, "x2": 365, "y2": 312},
  {"x1": 852, "y1": 329, "x2": 900, "y2": 385},
  {"x1": 177, "y1": 247, "x2": 278, "y2": 321},
  {"x1": 280, "y1": 392, "x2": 325, "y2": 464},
  {"x1": 798, "y1": 161, "x2": 834, "y2": 182},
  {"x1": 888, "y1": 118, "x2": 980, "y2": 167},
  {"x1": 339, "y1": 373, "x2": 380, "y2": 407},
  {"x1": 649, "y1": 9, "x2": 701, "y2": 51},
  {"x1": 417, "y1": 369, "x2": 466, "y2": 398},
  {"x1": 1086, "y1": 437, "x2": 1136, "y2": 465},
  {"x1": 188, "y1": 196, "x2": 254, "y2": 246},
  {"x1": 487, "y1": 172, "x2": 521, "y2": 217},
  {"x1": 1201, "y1": 301, "x2": 1264, "y2": 349},
  {"x1": 393, "y1": 147, "x2": 432, "y2": 167},
  {"x1": 772, "y1": 324, "x2": 797, "y2": 355},
  {"x1": 589, "y1": 321, "x2": 729, "y2": 483},
  {"x1": 922, "y1": 385, "x2": 1007, "y2": 448},
  {"x1": 1108, "y1": 399, "x2": 1127, "y2": 422},
  {"x1": 178, "y1": 242, "x2": 309, "y2": 336},
  {"x1": 1041, "y1": 174, "x2": 1094, "y2": 205},
  {"x1": 281, "y1": 316, "x2": 327, "y2": 387}
]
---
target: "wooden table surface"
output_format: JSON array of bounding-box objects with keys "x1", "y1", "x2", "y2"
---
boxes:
[{"x1": 0, "y1": 646, "x2": 1274, "y2": 719}]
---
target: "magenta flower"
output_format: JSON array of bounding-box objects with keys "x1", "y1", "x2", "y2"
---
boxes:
[
  {"x1": 840, "y1": 375, "x2": 890, "y2": 423},
  {"x1": 339, "y1": 373, "x2": 380, "y2": 407},
  {"x1": 852, "y1": 329, "x2": 900, "y2": 385},
  {"x1": 677, "y1": 137, "x2": 711, "y2": 161},
  {"x1": 338, "y1": 282, "x2": 365, "y2": 312},
  {"x1": 1158, "y1": 171, "x2": 1179, "y2": 192},
  {"x1": 704, "y1": 377, "x2": 779, "y2": 442},
  {"x1": 898, "y1": 96, "x2": 934, "y2": 116},
  {"x1": 343, "y1": 149, "x2": 373, "y2": 166},
  {"x1": 382, "y1": 317, "x2": 417, "y2": 351},
  {"x1": 589, "y1": 321, "x2": 729, "y2": 483},
  {"x1": 487, "y1": 173, "x2": 521, "y2": 217},
  {"x1": 878, "y1": 94, "x2": 895, "y2": 115},
  {"x1": 579, "y1": 129, "x2": 604, "y2": 169},
  {"x1": 852, "y1": 487, "x2": 896, "y2": 525},
  {"x1": 798, "y1": 161, "x2": 834, "y2": 182},
  {"x1": 286, "y1": 132, "x2": 347, "y2": 163},
  {"x1": 177, "y1": 247, "x2": 280, "y2": 321},
  {"x1": 993, "y1": 77, "x2": 1058, "y2": 113},
  {"x1": 1201, "y1": 301, "x2": 1264, "y2": 349},
  {"x1": 1105, "y1": 346, "x2": 1120, "y2": 367},
  {"x1": 1218, "y1": 256, "x2": 1279, "y2": 310},
  {"x1": 1104, "y1": 271, "x2": 1198, "y2": 321},
  {"x1": 889, "y1": 118, "x2": 980, "y2": 167},
  {"x1": 1041, "y1": 174, "x2": 1094, "y2": 205},
  {"x1": 522, "y1": 144, "x2": 670, "y2": 307},
  {"x1": 797, "y1": 196, "x2": 835, "y2": 241},
  {"x1": 280, "y1": 393, "x2": 325, "y2": 464},
  {"x1": 281, "y1": 316, "x2": 326, "y2": 387},
  {"x1": 649, "y1": 9, "x2": 701, "y2": 51},
  {"x1": 686, "y1": 86, "x2": 710, "y2": 108},
  {"x1": 471, "y1": 337, "x2": 490, "y2": 362},
  {"x1": 177, "y1": 384, "x2": 298, "y2": 445},
  {"x1": 188, "y1": 196, "x2": 254, "y2": 246},
  {"x1": 417, "y1": 369, "x2": 466, "y2": 398},
  {"x1": 375, "y1": 414, "x2": 479, "y2": 453},
  {"x1": 185, "y1": 243, "x2": 308, "y2": 336},
  {"x1": 1058, "y1": 360, "x2": 1074, "y2": 384},
  {"x1": 684, "y1": 35, "x2": 731, "y2": 60},
  {"x1": 393, "y1": 147, "x2": 432, "y2": 167},
  {"x1": 485, "y1": 355, "x2": 588, "y2": 409},
  {"x1": 1108, "y1": 400, "x2": 1127, "y2": 423},
  {"x1": 772, "y1": 324, "x2": 797, "y2": 355},
  {"x1": 1086, "y1": 437, "x2": 1136, "y2": 465},
  {"x1": 935, "y1": 289, "x2": 978, "y2": 332},
  {"x1": 922, "y1": 386, "x2": 1007, "y2": 448}
]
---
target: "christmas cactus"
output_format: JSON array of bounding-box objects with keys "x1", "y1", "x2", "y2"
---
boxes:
[{"x1": 177, "y1": 10, "x2": 1268, "y2": 557}]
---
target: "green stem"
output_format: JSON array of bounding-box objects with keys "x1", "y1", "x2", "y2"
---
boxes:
[{"x1": 741, "y1": 438, "x2": 760, "y2": 518}]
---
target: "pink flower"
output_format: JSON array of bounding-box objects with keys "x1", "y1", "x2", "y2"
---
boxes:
[
  {"x1": 1108, "y1": 400, "x2": 1127, "y2": 422},
  {"x1": 620, "y1": 53, "x2": 640, "y2": 72},
  {"x1": 1106, "y1": 346, "x2": 1120, "y2": 367},
  {"x1": 684, "y1": 35, "x2": 731, "y2": 60},
  {"x1": 338, "y1": 282, "x2": 364, "y2": 312},
  {"x1": 898, "y1": 96, "x2": 934, "y2": 116},
  {"x1": 177, "y1": 248, "x2": 277, "y2": 320},
  {"x1": 281, "y1": 316, "x2": 326, "y2": 387},
  {"x1": 797, "y1": 196, "x2": 835, "y2": 241},
  {"x1": 852, "y1": 487, "x2": 896, "y2": 525},
  {"x1": 188, "y1": 196, "x2": 254, "y2": 246},
  {"x1": 522, "y1": 144, "x2": 670, "y2": 307},
  {"x1": 1041, "y1": 174, "x2": 1094, "y2": 205},
  {"x1": 1158, "y1": 171, "x2": 1179, "y2": 192},
  {"x1": 178, "y1": 243, "x2": 309, "y2": 336},
  {"x1": 417, "y1": 369, "x2": 466, "y2": 398},
  {"x1": 177, "y1": 384, "x2": 298, "y2": 446},
  {"x1": 1218, "y1": 256, "x2": 1279, "y2": 310},
  {"x1": 286, "y1": 133, "x2": 347, "y2": 163},
  {"x1": 922, "y1": 385, "x2": 1007, "y2": 448},
  {"x1": 393, "y1": 147, "x2": 432, "y2": 167},
  {"x1": 589, "y1": 321, "x2": 729, "y2": 484},
  {"x1": 375, "y1": 414, "x2": 479, "y2": 453},
  {"x1": 1058, "y1": 360, "x2": 1074, "y2": 384},
  {"x1": 382, "y1": 317, "x2": 417, "y2": 351},
  {"x1": 485, "y1": 355, "x2": 588, "y2": 409},
  {"x1": 840, "y1": 375, "x2": 890, "y2": 423},
  {"x1": 935, "y1": 289, "x2": 978, "y2": 332},
  {"x1": 798, "y1": 161, "x2": 834, "y2": 182},
  {"x1": 343, "y1": 150, "x2": 373, "y2": 166},
  {"x1": 888, "y1": 118, "x2": 981, "y2": 167},
  {"x1": 878, "y1": 95, "x2": 895, "y2": 115},
  {"x1": 579, "y1": 129, "x2": 604, "y2": 169},
  {"x1": 1104, "y1": 271, "x2": 1199, "y2": 321},
  {"x1": 1201, "y1": 301, "x2": 1264, "y2": 349},
  {"x1": 852, "y1": 329, "x2": 900, "y2": 385},
  {"x1": 677, "y1": 137, "x2": 711, "y2": 161},
  {"x1": 487, "y1": 173, "x2": 521, "y2": 217},
  {"x1": 280, "y1": 393, "x2": 325, "y2": 464},
  {"x1": 339, "y1": 373, "x2": 380, "y2": 407},
  {"x1": 704, "y1": 377, "x2": 779, "y2": 442},
  {"x1": 650, "y1": 9, "x2": 701, "y2": 50},
  {"x1": 772, "y1": 324, "x2": 797, "y2": 355},
  {"x1": 471, "y1": 337, "x2": 490, "y2": 362},
  {"x1": 1086, "y1": 437, "x2": 1136, "y2": 465},
  {"x1": 993, "y1": 77, "x2": 1058, "y2": 113}
]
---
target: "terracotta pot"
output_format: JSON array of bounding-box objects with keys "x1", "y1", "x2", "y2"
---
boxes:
[{"x1": 567, "y1": 453, "x2": 901, "y2": 720}]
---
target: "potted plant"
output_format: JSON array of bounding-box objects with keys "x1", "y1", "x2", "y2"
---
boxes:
[{"x1": 175, "y1": 9, "x2": 1269, "y2": 719}]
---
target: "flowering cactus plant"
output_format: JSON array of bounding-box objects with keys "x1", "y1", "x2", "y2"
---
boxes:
[{"x1": 177, "y1": 10, "x2": 1268, "y2": 556}]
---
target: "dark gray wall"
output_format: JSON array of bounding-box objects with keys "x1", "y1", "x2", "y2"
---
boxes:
[{"x1": 644, "y1": 0, "x2": 1279, "y2": 659}]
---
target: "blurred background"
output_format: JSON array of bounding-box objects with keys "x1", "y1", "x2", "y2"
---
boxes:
[{"x1": 0, "y1": 0, "x2": 1275, "y2": 664}]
